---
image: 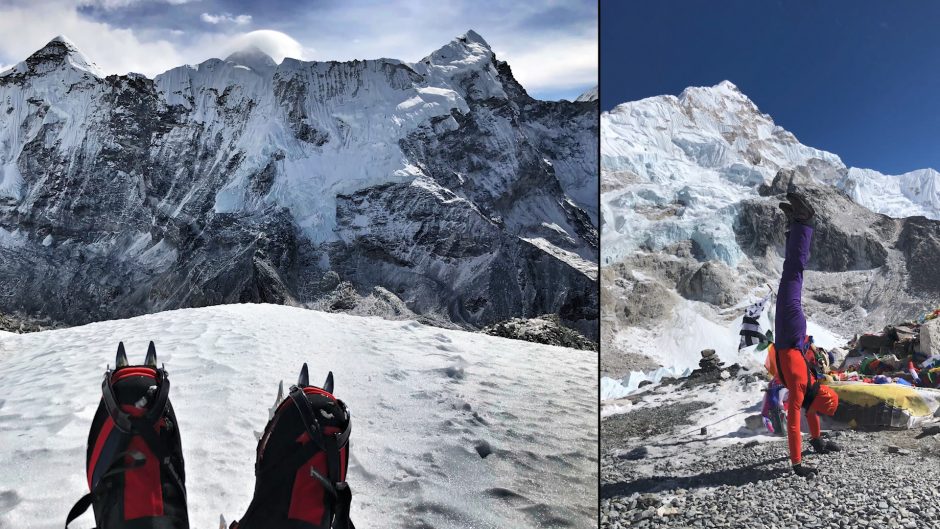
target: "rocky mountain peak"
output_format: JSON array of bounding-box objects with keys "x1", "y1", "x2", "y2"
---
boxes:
[
  {"x1": 459, "y1": 29, "x2": 490, "y2": 48},
  {"x1": 224, "y1": 45, "x2": 277, "y2": 72},
  {"x1": 19, "y1": 35, "x2": 102, "y2": 77},
  {"x1": 677, "y1": 80, "x2": 755, "y2": 114},
  {"x1": 423, "y1": 29, "x2": 494, "y2": 69}
]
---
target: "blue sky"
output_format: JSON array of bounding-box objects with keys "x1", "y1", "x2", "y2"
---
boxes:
[
  {"x1": 0, "y1": 0, "x2": 596, "y2": 101},
  {"x1": 602, "y1": 0, "x2": 940, "y2": 174}
]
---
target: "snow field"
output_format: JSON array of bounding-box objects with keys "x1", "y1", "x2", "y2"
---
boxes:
[{"x1": 0, "y1": 304, "x2": 597, "y2": 529}]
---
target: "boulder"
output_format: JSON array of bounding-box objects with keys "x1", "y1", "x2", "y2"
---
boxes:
[
  {"x1": 918, "y1": 318, "x2": 940, "y2": 358},
  {"x1": 677, "y1": 261, "x2": 736, "y2": 307}
]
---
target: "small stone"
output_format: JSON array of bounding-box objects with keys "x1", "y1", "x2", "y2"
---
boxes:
[{"x1": 657, "y1": 505, "x2": 679, "y2": 517}]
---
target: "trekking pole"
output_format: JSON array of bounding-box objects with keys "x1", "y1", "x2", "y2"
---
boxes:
[
  {"x1": 668, "y1": 410, "x2": 751, "y2": 441},
  {"x1": 766, "y1": 283, "x2": 776, "y2": 335}
]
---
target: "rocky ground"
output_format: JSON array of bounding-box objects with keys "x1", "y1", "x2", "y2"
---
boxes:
[
  {"x1": 0, "y1": 312, "x2": 51, "y2": 333},
  {"x1": 602, "y1": 398, "x2": 940, "y2": 529},
  {"x1": 482, "y1": 314, "x2": 597, "y2": 351}
]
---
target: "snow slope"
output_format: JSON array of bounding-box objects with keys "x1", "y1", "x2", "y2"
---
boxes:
[
  {"x1": 836, "y1": 167, "x2": 940, "y2": 220},
  {"x1": 0, "y1": 304, "x2": 597, "y2": 528}
]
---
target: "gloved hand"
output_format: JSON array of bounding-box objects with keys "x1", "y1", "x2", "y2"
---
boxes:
[
  {"x1": 793, "y1": 463, "x2": 818, "y2": 478},
  {"x1": 810, "y1": 437, "x2": 842, "y2": 454}
]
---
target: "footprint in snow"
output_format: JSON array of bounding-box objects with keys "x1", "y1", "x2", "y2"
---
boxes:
[
  {"x1": 473, "y1": 440, "x2": 493, "y2": 458},
  {"x1": 441, "y1": 366, "x2": 465, "y2": 380},
  {"x1": 0, "y1": 490, "x2": 22, "y2": 514},
  {"x1": 432, "y1": 333, "x2": 452, "y2": 343}
]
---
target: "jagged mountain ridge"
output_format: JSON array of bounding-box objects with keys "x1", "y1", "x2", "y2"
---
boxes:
[
  {"x1": 0, "y1": 31, "x2": 599, "y2": 337},
  {"x1": 601, "y1": 81, "x2": 940, "y2": 373}
]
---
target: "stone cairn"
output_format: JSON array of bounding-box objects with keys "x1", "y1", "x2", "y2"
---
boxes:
[{"x1": 698, "y1": 349, "x2": 724, "y2": 373}]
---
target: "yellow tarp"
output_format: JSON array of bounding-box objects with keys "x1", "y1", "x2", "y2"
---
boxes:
[
  {"x1": 830, "y1": 383, "x2": 934, "y2": 416},
  {"x1": 827, "y1": 382, "x2": 940, "y2": 429}
]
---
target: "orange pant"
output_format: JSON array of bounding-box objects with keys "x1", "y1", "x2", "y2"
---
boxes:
[{"x1": 778, "y1": 347, "x2": 838, "y2": 464}]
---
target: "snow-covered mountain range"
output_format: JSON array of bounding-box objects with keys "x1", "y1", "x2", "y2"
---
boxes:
[
  {"x1": 601, "y1": 81, "x2": 940, "y2": 381},
  {"x1": 0, "y1": 32, "x2": 598, "y2": 337},
  {"x1": 0, "y1": 304, "x2": 598, "y2": 528}
]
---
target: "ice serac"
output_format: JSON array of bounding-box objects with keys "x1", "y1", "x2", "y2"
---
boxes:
[
  {"x1": 0, "y1": 31, "x2": 598, "y2": 339},
  {"x1": 602, "y1": 81, "x2": 940, "y2": 374}
]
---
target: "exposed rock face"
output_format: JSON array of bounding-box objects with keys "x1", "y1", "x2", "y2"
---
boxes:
[
  {"x1": 896, "y1": 217, "x2": 940, "y2": 297},
  {"x1": 677, "y1": 261, "x2": 735, "y2": 307},
  {"x1": 917, "y1": 318, "x2": 940, "y2": 359},
  {"x1": 483, "y1": 315, "x2": 597, "y2": 351},
  {"x1": 0, "y1": 31, "x2": 598, "y2": 338},
  {"x1": 0, "y1": 312, "x2": 48, "y2": 333}
]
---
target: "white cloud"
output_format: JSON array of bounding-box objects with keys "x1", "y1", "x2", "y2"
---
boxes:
[
  {"x1": 499, "y1": 35, "x2": 597, "y2": 94},
  {"x1": 223, "y1": 30, "x2": 312, "y2": 63},
  {"x1": 200, "y1": 12, "x2": 252, "y2": 26},
  {"x1": 78, "y1": 0, "x2": 200, "y2": 8}
]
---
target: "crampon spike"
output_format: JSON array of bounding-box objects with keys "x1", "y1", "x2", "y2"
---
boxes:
[
  {"x1": 268, "y1": 381, "x2": 285, "y2": 420},
  {"x1": 298, "y1": 363, "x2": 309, "y2": 387},
  {"x1": 323, "y1": 371, "x2": 334, "y2": 394},
  {"x1": 116, "y1": 342, "x2": 128, "y2": 369},
  {"x1": 145, "y1": 341, "x2": 157, "y2": 368}
]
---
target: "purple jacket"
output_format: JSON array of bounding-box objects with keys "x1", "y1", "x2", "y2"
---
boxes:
[{"x1": 774, "y1": 222, "x2": 812, "y2": 351}]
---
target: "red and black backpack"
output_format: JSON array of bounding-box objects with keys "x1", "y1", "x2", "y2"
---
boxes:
[
  {"x1": 66, "y1": 342, "x2": 188, "y2": 529},
  {"x1": 231, "y1": 363, "x2": 354, "y2": 529}
]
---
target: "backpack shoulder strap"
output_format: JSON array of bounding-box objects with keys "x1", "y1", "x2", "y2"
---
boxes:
[
  {"x1": 332, "y1": 482, "x2": 355, "y2": 529},
  {"x1": 66, "y1": 451, "x2": 147, "y2": 528},
  {"x1": 775, "y1": 347, "x2": 787, "y2": 386},
  {"x1": 802, "y1": 358, "x2": 821, "y2": 410}
]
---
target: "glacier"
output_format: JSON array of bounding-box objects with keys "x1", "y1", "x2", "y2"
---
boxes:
[{"x1": 602, "y1": 80, "x2": 940, "y2": 268}]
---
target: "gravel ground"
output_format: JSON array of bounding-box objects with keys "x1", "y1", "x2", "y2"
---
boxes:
[
  {"x1": 602, "y1": 418, "x2": 940, "y2": 529},
  {"x1": 602, "y1": 400, "x2": 712, "y2": 444}
]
